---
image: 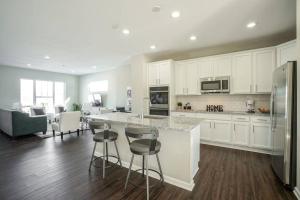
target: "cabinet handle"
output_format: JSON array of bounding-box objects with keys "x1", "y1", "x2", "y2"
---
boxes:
[
  {"x1": 209, "y1": 122, "x2": 211, "y2": 128},
  {"x1": 183, "y1": 88, "x2": 185, "y2": 94},
  {"x1": 236, "y1": 118, "x2": 246, "y2": 120},
  {"x1": 256, "y1": 85, "x2": 258, "y2": 92},
  {"x1": 252, "y1": 126, "x2": 254, "y2": 133},
  {"x1": 256, "y1": 119, "x2": 267, "y2": 122},
  {"x1": 186, "y1": 88, "x2": 188, "y2": 94},
  {"x1": 233, "y1": 124, "x2": 235, "y2": 131},
  {"x1": 159, "y1": 79, "x2": 160, "y2": 85},
  {"x1": 214, "y1": 122, "x2": 215, "y2": 128}
]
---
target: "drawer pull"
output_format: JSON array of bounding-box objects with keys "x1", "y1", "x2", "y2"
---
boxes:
[
  {"x1": 256, "y1": 119, "x2": 268, "y2": 122},
  {"x1": 236, "y1": 118, "x2": 246, "y2": 120}
]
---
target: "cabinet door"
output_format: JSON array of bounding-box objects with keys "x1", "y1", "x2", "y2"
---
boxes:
[
  {"x1": 200, "y1": 120, "x2": 212, "y2": 141},
  {"x1": 212, "y1": 120, "x2": 232, "y2": 144},
  {"x1": 253, "y1": 48, "x2": 275, "y2": 93},
  {"x1": 213, "y1": 56, "x2": 232, "y2": 77},
  {"x1": 158, "y1": 62, "x2": 171, "y2": 85},
  {"x1": 232, "y1": 122, "x2": 250, "y2": 146},
  {"x1": 186, "y1": 62, "x2": 200, "y2": 95},
  {"x1": 231, "y1": 53, "x2": 252, "y2": 94},
  {"x1": 250, "y1": 123, "x2": 271, "y2": 149},
  {"x1": 199, "y1": 59, "x2": 213, "y2": 78},
  {"x1": 175, "y1": 63, "x2": 186, "y2": 95},
  {"x1": 148, "y1": 63, "x2": 158, "y2": 86},
  {"x1": 276, "y1": 42, "x2": 297, "y2": 67}
]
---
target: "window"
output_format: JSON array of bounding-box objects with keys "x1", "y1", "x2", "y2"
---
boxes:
[
  {"x1": 20, "y1": 79, "x2": 34, "y2": 106},
  {"x1": 20, "y1": 79, "x2": 65, "y2": 113}
]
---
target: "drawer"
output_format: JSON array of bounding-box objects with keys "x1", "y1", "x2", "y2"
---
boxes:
[
  {"x1": 251, "y1": 116, "x2": 270, "y2": 123},
  {"x1": 195, "y1": 113, "x2": 231, "y2": 121},
  {"x1": 232, "y1": 115, "x2": 250, "y2": 122},
  {"x1": 171, "y1": 112, "x2": 195, "y2": 118}
]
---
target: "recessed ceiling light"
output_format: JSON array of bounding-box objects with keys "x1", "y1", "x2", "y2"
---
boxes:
[
  {"x1": 122, "y1": 29, "x2": 130, "y2": 35},
  {"x1": 27, "y1": 64, "x2": 31, "y2": 67},
  {"x1": 71, "y1": 70, "x2": 75, "y2": 73},
  {"x1": 92, "y1": 66, "x2": 97, "y2": 69},
  {"x1": 171, "y1": 11, "x2": 180, "y2": 18},
  {"x1": 247, "y1": 22, "x2": 256, "y2": 28},
  {"x1": 150, "y1": 45, "x2": 156, "y2": 50},
  {"x1": 152, "y1": 6, "x2": 161, "y2": 12},
  {"x1": 44, "y1": 55, "x2": 50, "y2": 59},
  {"x1": 190, "y1": 35, "x2": 197, "y2": 41}
]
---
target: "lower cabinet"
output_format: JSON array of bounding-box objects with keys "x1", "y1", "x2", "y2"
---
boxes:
[
  {"x1": 200, "y1": 120, "x2": 231, "y2": 144},
  {"x1": 250, "y1": 123, "x2": 272, "y2": 150},
  {"x1": 200, "y1": 120, "x2": 212, "y2": 141},
  {"x1": 232, "y1": 122, "x2": 250, "y2": 146},
  {"x1": 212, "y1": 120, "x2": 232, "y2": 144}
]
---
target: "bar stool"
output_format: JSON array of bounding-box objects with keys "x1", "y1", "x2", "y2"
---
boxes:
[
  {"x1": 89, "y1": 121, "x2": 122, "y2": 179},
  {"x1": 124, "y1": 126, "x2": 164, "y2": 200}
]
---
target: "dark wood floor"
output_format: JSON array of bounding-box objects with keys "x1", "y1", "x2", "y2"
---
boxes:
[{"x1": 0, "y1": 131, "x2": 296, "y2": 200}]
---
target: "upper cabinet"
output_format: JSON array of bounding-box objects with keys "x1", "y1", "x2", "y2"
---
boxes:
[
  {"x1": 148, "y1": 60, "x2": 172, "y2": 86},
  {"x1": 231, "y1": 52, "x2": 252, "y2": 94},
  {"x1": 212, "y1": 55, "x2": 232, "y2": 77},
  {"x1": 276, "y1": 40, "x2": 297, "y2": 67},
  {"x1": 252, "y1": 48, "x2": 275, "y2": 93},
  {"x1": 175, "y1": 61, "x2": 200, "y2": 95}
]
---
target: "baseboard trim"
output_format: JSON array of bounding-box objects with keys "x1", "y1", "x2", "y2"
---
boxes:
[
  {"x1": 200, "y1": 141, "x2": 272, "y2": 154},
  {"x1": 294, "y1": 187, "x2": 300, "y2": 199},
  {"x1": 94, "y1": 152, "x2": 194, "y2": 191}
]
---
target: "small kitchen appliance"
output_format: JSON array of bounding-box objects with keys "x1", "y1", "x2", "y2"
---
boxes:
[
  {"x1": 200, "y1": 76, "x2": 230, "y2": 94},
  {"x1": 245, "y1": 99, "x2": 255, "y2": 113}
]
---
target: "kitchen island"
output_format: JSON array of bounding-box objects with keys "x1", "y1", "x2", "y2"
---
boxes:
[{"x1": 88, "y1": 112, "x2": 201, "y2": 191}]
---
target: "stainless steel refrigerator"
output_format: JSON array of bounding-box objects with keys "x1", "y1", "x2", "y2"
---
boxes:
[{"x1": 271, "y1": 61, "x2": 297, "y2": 189}]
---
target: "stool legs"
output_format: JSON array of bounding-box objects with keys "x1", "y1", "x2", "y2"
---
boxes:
[
  {"x1": 114, "y1": 141, "x2": 122, "y2": 167},
  {"x1": 145, "y1": 155, "x2": 149, "y2": 200},
  {"x1": 89, "y1": 142, "x2": 97, "y2": 171},
  {"x1": 102, "y1": 142, "x2": 106, "y2": 179},
  {"x1": 156, "y1": 154, "x2": 164, "y2": 183},
  {"x1": 125, "y1": 154, "x2": 134, "y2": 190}
]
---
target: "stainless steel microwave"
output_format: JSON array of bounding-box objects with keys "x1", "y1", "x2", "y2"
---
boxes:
[{"x1": 200, "y1": 76, "x2": 230, "y2": 93}]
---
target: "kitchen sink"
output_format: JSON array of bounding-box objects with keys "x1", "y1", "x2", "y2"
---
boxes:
[{"x1": 135, "y1": 115, "x2": 167, "y2": 119}]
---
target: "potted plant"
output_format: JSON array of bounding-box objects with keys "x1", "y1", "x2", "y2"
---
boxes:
[
  {"x1": 72, "y1": 103, "x2": 82, "y2": 112},
  {"x1": 177, "y1": 102, "x2": 183, "y2": 110}
]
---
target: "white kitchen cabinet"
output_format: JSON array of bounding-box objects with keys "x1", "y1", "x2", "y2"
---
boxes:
[
  {"x1": 200, "y1": 120, "x2": 212, "y2": 141},
  {"x1": 250, "y1": 123, "x2": 271, "y2": 150},
  {"x1": 175, "y1": 62, "x2": 186, "y2": 95},
  {"x1": 186, "y1": 62, "x2": 200, "y2": 95},
  {"x1": 211, "y1": 120, "x2": 232, "y2": 144},
  {"x1": 232, "y1": 122, "x2": 250, "y2": 146},
  {"x1": 148, "y1": 60, "x2": 171, "y2": 86},
  {"x1": 231, "y1": 52, "x2": 252, "y2": 94},
  {"x1": 213, "y1": 55, "x2": 232, "y2": 77},
  {"x1": 276, "y1": 40, "x2": 297, "y2": 67},
  {"x1": 175, "y1": 61, "x2": 200, "y2": 95},
  {"x1": 198, "y1": 59, "x2": 213, "y2": 78},
  {"x1": 252, "y1": 48, "x2": 275, "y2": 93}
]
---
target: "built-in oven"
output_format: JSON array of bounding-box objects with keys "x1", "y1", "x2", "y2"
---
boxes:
[
  {"x1": 200, "y1": 76, "x2": 230, "y2": 93},
  {"x1": 149, "y1": 86, "x2": 169, "y2": 116}
]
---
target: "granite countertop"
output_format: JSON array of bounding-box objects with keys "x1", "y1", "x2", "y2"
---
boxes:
[
  {"x1": 172, "y1": 110, "x2": 270, "y2": 117},
  {"x1": 88, "y1": 112, "x2": 202, "y2": 132}
]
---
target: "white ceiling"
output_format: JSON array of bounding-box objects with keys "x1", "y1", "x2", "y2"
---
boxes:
[{"x1": 0, "y1": 0, "x2": 296, "y2": 75}]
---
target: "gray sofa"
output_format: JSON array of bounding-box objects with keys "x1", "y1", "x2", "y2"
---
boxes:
[{"x1": 0, "y1": 108, "x2": 47, "y2": 138}]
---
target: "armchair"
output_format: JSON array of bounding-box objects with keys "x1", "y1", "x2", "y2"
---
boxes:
[{"x1": 51, "y1": 111, "x2": 81, "y2": 139}]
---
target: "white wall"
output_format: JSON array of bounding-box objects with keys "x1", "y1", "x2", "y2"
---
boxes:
[
  {"x1": 79, "y1": 65, "x2": 131, "y2": 108},
  {"x1": 296, "y1": 0, "x2": 300, "y2": 197},
  {"x1": 129, "y1": 55, "x2": 149, "y2": 113},
  {"x1": 0, "y1": 65, "x2": 79, "y2": 110}
]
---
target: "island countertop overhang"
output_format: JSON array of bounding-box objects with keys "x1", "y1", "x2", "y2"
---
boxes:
[{"x1": 88, "y1": 112, "x2": 202, "y2": 132}]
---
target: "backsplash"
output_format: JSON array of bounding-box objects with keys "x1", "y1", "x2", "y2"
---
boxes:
[{"x1": 176, "y1": 94, "x2": 271, "y2": 112}]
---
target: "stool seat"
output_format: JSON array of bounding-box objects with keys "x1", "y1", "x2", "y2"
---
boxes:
[
  {"x1": 130, "y1": 139, "x2": 161, "y2": 155},
  {"x1": 93, "y1": 131, "x2": 118, "y2": 142}
]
